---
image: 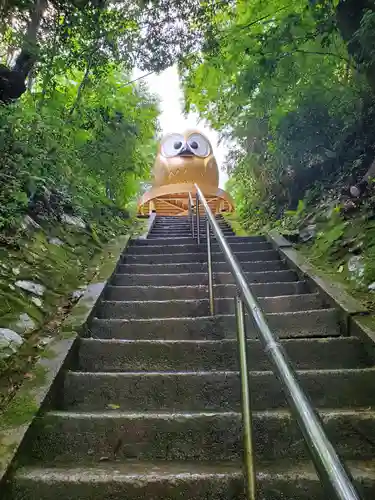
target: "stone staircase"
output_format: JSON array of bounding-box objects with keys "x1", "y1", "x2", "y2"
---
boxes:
[{"x1": 5, "y1": 216, "x2": 375, "y2": 499}]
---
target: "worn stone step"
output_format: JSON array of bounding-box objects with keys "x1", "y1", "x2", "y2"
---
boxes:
[
  {"x1": 127, "y1": 241, "x2": 272, "y2": 254},
  {"x1": 131, "y1": 235, "x2": 266, "y2": 245},
  {"x1": 96, "y1": 294, "x2": 322, "y2": 319},
  {"x1": 9, "y1": 459, "x2": 375, "y2": 500},
  {"x1": 147, "y1": 234, "x2": 234, "y2": 240},
  {"x1": 117, "y1": 260, "x2": 285, "y2": 275},
  {"x1": 111, "y1": 270, "x2": 298, "y2": 286},
  {"x1": 122, "y1": 250, "x2": 280, "y2": 265},
  {"x1": 150, "y1": 227, "x2": 233, "y2": 232},
  {"x1": 155, "y1": 216, "x2": 222, "y2": 220},
  {"x1": 153, "y1": 216, "x2": 225, "y2": 222},
  {"x1": 151, "y1": 228, "x2": 231, "y2": 235},
  {"x1": 26, "y1": 409, "x2": 375, "y2": 464},
  {"x1": 105, "y1": 281, "x2": 308, "y2": 301},
  {"x1": 147, "y1": 233, "x2": 195, "y2": 238},
  {"x1": 157, "y1": 215, "x2": 224, "y2": 219},
  {"x1": 63, "y1": 368, "x2": 375, "y2": 412},
  {"x1": 89, "y1": 310, "x2": 340, "y2": 339},
  {"x1": 78, "y1": 337, "x2": 371, "y2": 372},
  {"x1": 129, "y1": 236, "x2": 267, "y2": 248},
  {"x1": 152, "y1": 222, "x2": 229, "y2": 227},
  {"x1": 152, "y1": 223, "x2": 229, "y2": 229},
  {"x1": 149, "y1": 231, "x2": 234, "y2": 236},
  {"x1": 148, "y1": 230, "x2": 234, "y2": 236},
  {"x1": 151, "y1": 228, "x2": 232, "y2": 235},
  {"x1": 148, "y1": 232, "x2": 234, "y2": 237}
]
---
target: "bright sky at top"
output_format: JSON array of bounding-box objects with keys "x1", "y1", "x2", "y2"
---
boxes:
[{"x1": 132, "y1": 65, "x2": 229, "y2": 188}]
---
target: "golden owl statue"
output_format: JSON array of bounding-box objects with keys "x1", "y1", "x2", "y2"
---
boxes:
[{"x1": 138, "y1": 129, "x2": 234, "y2": 216}]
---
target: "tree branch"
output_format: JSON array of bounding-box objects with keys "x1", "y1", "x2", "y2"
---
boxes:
[
  {"x1": 292, "y1": 48, "x2": 356, "y2": 68},
  {"x1": 235, "y1": 4, "x2": 292, "y2": 32},
  {"x1": 68, "y1": 56, "x2": 93, "y2": 117},
  {"x1": 40, "y1": 8, "x2": 62, "y2": 107}
]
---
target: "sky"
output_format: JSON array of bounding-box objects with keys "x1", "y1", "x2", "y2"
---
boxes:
[{"x1": 132, "y1": 65, "x2": 229, "y2": 188}]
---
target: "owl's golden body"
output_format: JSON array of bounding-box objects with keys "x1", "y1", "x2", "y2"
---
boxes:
[{"x1": 138, "y1": 129, "x2": 234, "y2": 216}]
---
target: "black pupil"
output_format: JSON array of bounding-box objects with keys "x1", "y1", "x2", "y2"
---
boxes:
[
  {"x1": 174, "y1": 141, "x2": 182, "y2": 149},
  {"x1": 190, "y1": 141, "x2": 199, "y2": 149}
]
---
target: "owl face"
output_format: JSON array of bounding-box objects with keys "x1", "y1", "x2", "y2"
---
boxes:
[
  {"x1": 159, "y1": 132, "x2": 212, "y2": 159},
  {"x1": 153, "y1": 130, "x2": 219, "y2": 189}
]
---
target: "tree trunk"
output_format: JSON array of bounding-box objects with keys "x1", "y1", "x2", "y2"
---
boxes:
[
  {"x1": 0, "y1": 0, "x2": 47, "y2": 102},
  {"x1": 13, "y1": 0, "x2": 47, "y2": 78},
  {"x1": 336, "y1": 0, "x2": 375, "y2": 92}
]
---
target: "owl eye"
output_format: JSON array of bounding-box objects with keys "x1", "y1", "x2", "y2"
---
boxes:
[
  {"x1": 161, "y1": 134, "x2": 184, "y2": 157},
  {"x1": 187, "y1": 134, "x2": 210, "y2": 157}
]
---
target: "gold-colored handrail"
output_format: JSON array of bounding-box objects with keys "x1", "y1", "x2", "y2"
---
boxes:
[{"x1": 188, "y1": 192, "x2": 194, "y2": 239}]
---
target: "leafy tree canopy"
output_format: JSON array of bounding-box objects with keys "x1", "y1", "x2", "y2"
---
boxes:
[
  {"x1": 180, "y1": 0, "x2": 375, "y2": 226},
  {"x1": 0, "y1": 67, "x2": 159, "y2": 230}
]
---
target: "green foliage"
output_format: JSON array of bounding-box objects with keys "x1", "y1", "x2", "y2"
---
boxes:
[
  {"x1": 181, "y1": 0, "x2": 375, "y2": 228},
  {"x1": 1, "y1": 0, "x2": 223, "y2": 87},
  {"x1": 0, "y1": 68, "x2": 158, "y2": 230},
  {"x1": 311, "y1": 221, "x2": 346, "y2": 259}
]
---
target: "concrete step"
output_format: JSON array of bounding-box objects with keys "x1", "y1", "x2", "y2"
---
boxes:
[
  {"x1": 78, "y1": 337, "x2": 371, "y2": 372},
  {"x1": 155, "y1": 216, "x2": 223, "y2": 219},
  {"x1": 62, "y1": 368, "x2": 375, "y2": 412},
  {"x1": 122, "y1": 250, "x2": 280, "y2": 264},
  {"x1": 149, "y1": 231, "x2": 234, "y2": 237},
  {"x1": 27, "y1": 409, "x2": 375, "y2": 463},
  {"x1": 111, "y1": 270, "x2": 298, "y2": 286},
  {"x1": 96, "y1": 294, "x2": 323, "y2": 319},
  {"x1": 150, "y1": 226, "x2": 233, "y2": 231},
  {"x1": 104, "y1": 281, "x2": 308, "y2": 301},
  {"x1": 152, "y1": 221, "x2": 230, "y2": 226},
  {"x1": 147, "y1": 234, "x2": 234, "y2": 240},
  {"x1": 151, "y1": 227, "x2": 232, "y2": 234},
  {"x1": 129, "y1": 236, "x2": 267, "y2": 248},
  {"x1": 9, "y1": 459, "x2": 375, "y2": 500},
  {"x1": 117, "y1": 260, "x2": 285, "y2": 275},
  {"x1": 89, "y1": 310, "x2": 340, "y2": 339},
  {"x1": 151, "y1": 228, "x2": 231, "y2": 235},
  {"x1": 152, "y1": 223, "x2": 230, "y2": 229},
  {"x1": 148, "y1": 230, "x2": 234, "y2": 236},
  {"x1": 131, "y1": 236, "x2": 266, "y2": 245},
  {"x1": 127, "y1": 241, "x2": 272, "y2": 254}
]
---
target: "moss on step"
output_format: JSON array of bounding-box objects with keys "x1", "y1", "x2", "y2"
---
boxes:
[
  {"x1": 0, "y1": 365, "x2": 47, "y2": 434},
  {"x1": 0, "y1": 215, "x2": 138, "y2": 413},
  {"x1": 0, "y1": 221, "x2": 134, "y2": 481},
  {"x1": 0, "y1": 394, "x2": 39, "y2": 430},
  {"x1": 222, "y1": 212, "x2": 254, "y2": 236}
]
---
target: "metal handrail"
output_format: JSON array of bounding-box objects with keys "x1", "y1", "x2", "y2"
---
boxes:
[
  {"x1": 188, "y1": 192, "x2": 195, "y2": 238},
  {"x1": 189, "y1": 184, "x2": 362, "y2": 500}
]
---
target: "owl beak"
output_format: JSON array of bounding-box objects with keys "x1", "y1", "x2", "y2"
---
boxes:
[{"x1": 178, "y1": 145, "x2": 194, "y2": 157}]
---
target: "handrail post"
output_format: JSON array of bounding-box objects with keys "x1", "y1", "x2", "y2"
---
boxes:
[
  {"x1": 188, "y1": 195, "x2": 191, "y2": 232},
  {"x1": 188, "y1": 192, "x2": 195, "y2": 238},
  {"x1": 196, "y1": 192, "x2": 200, "y2": 245},
  {"x1": 206, "y1": 217, "x2": 214, "y2": 315},
  {"x1": 234, "y1": 296, "x2": 256, "y2": 500}
]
